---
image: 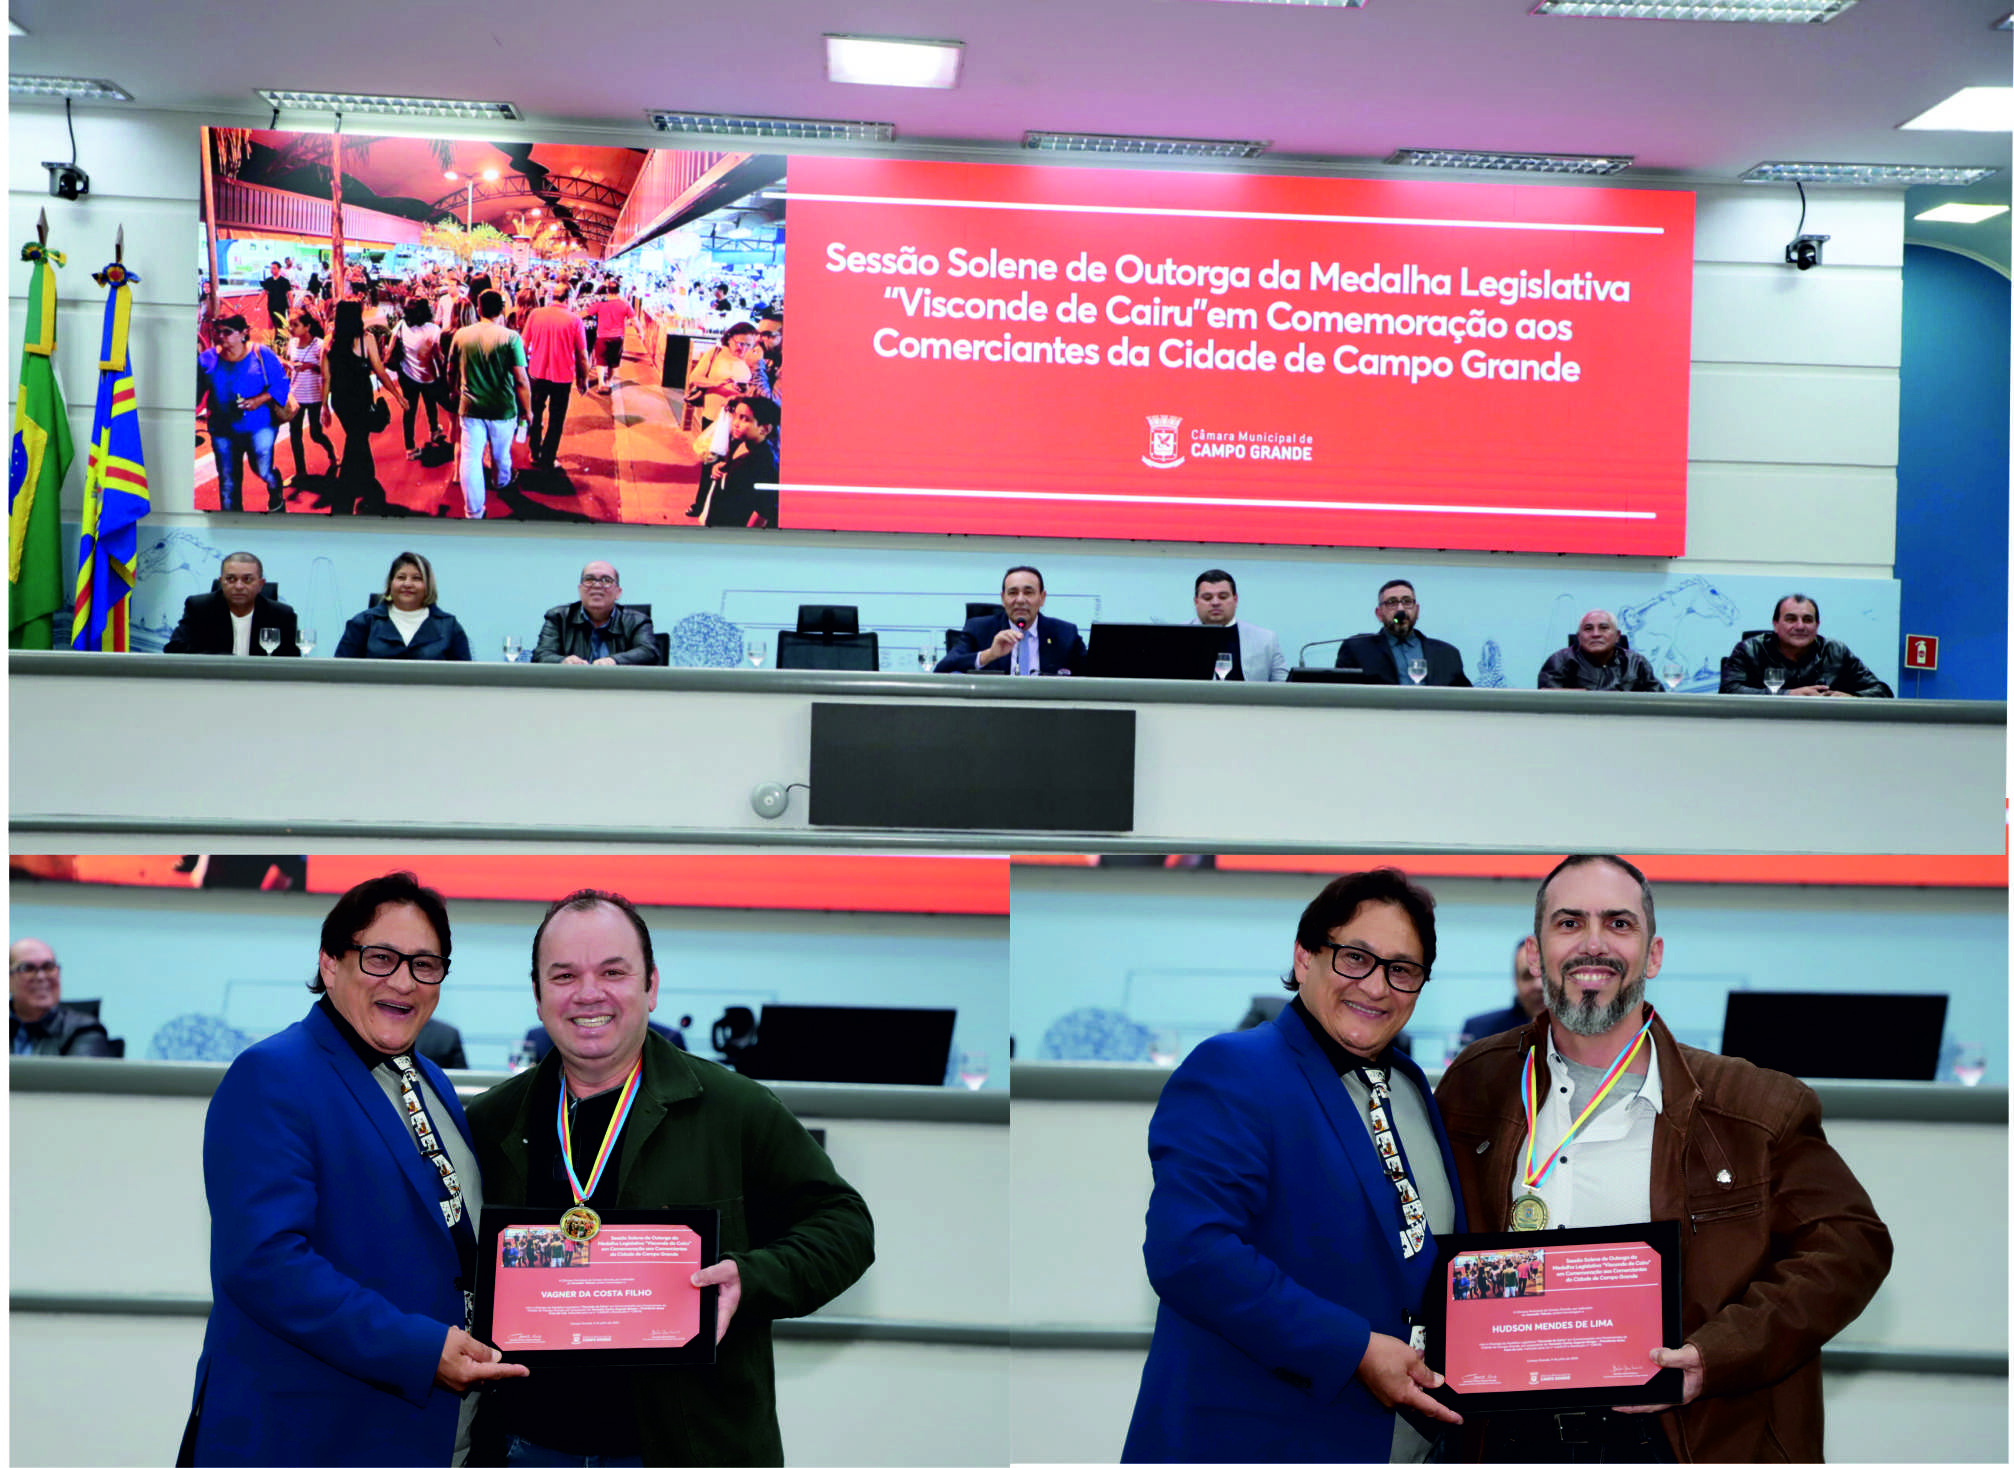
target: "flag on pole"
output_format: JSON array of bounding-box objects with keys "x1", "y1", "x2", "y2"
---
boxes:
[
  {"x1": 9, "y1": 237, "x2": 73, "y2": 649},
  {"x1": 74, "y1": 253, "x2": 151, "y2": 652}
]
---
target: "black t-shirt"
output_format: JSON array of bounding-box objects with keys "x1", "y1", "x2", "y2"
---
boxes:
[
  {"x1": 262, "y1": 275, "x2": 292, "y2": 316},
  {"x1": 480, "y1": 1061, "x2": 641, "y2": 1456}
]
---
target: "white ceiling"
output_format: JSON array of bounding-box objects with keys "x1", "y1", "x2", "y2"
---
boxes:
[{"x1": 9, "y1": 0, "x2": 2011, "y2": 262}]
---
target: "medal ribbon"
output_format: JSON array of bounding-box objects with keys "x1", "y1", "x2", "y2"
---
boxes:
[
  {"x1": 1520, "y1": 1009, "x2": 1654, "y2": 1190},
  {"x1": 556, "y1": 1055, "x2": 644, "y2": 1206}
]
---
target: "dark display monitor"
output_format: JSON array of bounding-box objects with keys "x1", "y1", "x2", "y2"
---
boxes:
[
  {"x1": 1719, "y1": 991, "x2": 1947, "y2": 1082},
  {"x1": 1084, "y1": 623, "x2": 1239, "y2": 681},
  {"x1": 741, "y1": 1004, "x2": 958, "y2": 1086}
]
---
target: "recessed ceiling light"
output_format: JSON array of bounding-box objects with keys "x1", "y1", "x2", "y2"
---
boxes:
[
  {"x1": 1532, "y1": 0, "x2": 1856, "y2": 18},
  {"x1": 1742, "y1": 161, "x2": 2000, "y2": 185},
  {"x1": 646, "y1": 111, "x2": 895, "y2": 143},
  {"x1": 825, "y1": 35, "x2": 963, "y2": 89},
  {"x1": 1024, "y1": 131, "x2": 1269, "y2": 159},
  {"x1": 1899, "y1": 86, "x2": 2014, "y2": 133},
  {"x1": 1912, "y1": 203, "x2": 2011, "y2": 224},
  {"x1": 1388, "y1": 147, "x2": 1632, "y2": 175},
  {"x1": 8, "y1": 74, "x2": 132, "y2": 101},
  {"x1": 257, "y1": 90, "x2": 519, "y2": 121}
]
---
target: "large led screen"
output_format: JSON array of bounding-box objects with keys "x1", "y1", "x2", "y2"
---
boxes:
[{"x1": 198, "y1": 132, "x2": 1692, "y2": 553}]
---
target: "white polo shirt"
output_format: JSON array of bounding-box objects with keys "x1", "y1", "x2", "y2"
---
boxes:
[{"x1": 1517, "y1": 1028, "x2": 1662, "y2": 1230}]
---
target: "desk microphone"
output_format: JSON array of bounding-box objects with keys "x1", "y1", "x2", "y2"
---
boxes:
[{"x1": 1296, "y1": 636, "x2": 1347, "y2": 665}]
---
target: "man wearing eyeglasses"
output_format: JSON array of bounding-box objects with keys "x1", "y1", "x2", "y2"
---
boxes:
[
  {"x1": 1434, "y1": 856, "x2": 1891, "y2": 1462},
  {"x1": 181, "y1": 871, "x2": 527, "y2": 1466},
  {"x1": 1336, "y1": 577, "x2": 1472, "y2": 686},
  {"x1": 8, "y1": 939, "x2": 111, "y2": 1057},
  {"x1": 532, "y1": 561, "x2": 661, "y2": 666},
  {"x1": 1126, "y1": 869, "x2": 1467, "y2": 1464}
]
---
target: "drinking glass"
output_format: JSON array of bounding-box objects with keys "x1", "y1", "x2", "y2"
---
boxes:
[
  {"x1": 503, "y1": 635, "x2": 522, "y2": 663},
  {"x1": 746, "y1": 638, "x2": 768, "y2": 669},
  {"x1": 1406, "y1": 658, "x2": 1428, "y2": 685},
  {"x1": 1953, "y1": 1044, "x2": 1987, "y2": 1087},
  {"x1": 297, "y1": 626, "x2": 317, "y2": 657},
  {"x1": 956, "y1": 1050, "x2": 989, "y2": 1091},
  {"x1": 1148, "y1": 1028, "x2": 1181, "y2": 1068},
  {"x1": 1764, "y1": 668, "x2": 1787, "y2": 695},
  {"x1": 259, "y1": 627, "x2": 281, "y2": 655},
  {"x1": 1213, "y1": 652, "x2": 1234, "y2": 681},
  {"x1": 1659, "y1": 659, "x2": 1685, "y2": 692}
]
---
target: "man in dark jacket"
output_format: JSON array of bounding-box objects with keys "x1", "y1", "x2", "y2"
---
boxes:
[
  {"x1": 1456, "y1": 937, "x2": 1545, "y2": 1045},
  {"x1": 1719, "y1": 595, "x2": 1893, "y2": 697},
  {"x1": 532, "y1": 561, "x2": 660, "y2": 665},
  {"x1": 467, "y1": 889, "x2": 873, "y2": 1465},
  {"x1": 1335, "y1": 578, "x2": 1470, "y2": 686},
  {"x1": 1537, "y1": 609, "x2": 1664, "y2": 692},
  {"x1": 935, "y1": 565, "x2": 1085, "y2": 675},
  {"x1": 1436, "y1": 856, "x2": 1891, "y2": 1463},
  {"x1": 163, "y1": 552, "x2": 301, "y2": 657},
  {"x1": 10, "y1": 939, "x2": 111, "y2": 1056}
]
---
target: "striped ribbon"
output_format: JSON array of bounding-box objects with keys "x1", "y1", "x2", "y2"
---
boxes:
[
  {"x1": 556, "y1": 1054, "x2": 645, "y2": 1206},
  {"x1": 1520, "y1": 1008, "x2": 1654, "y2": 1189}
]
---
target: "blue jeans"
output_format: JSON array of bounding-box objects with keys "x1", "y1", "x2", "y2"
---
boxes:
[
  {"x1": 459, "y1": 414, "x2": 516, "y2": 519},
  {"x1": 504, "y1": 1434, "x2": 643, "y2": 1468},
  {"x1": 213, "y1": 423, "x2": 278, "y2": 511}
]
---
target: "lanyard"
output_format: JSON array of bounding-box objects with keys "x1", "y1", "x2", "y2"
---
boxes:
[
  {"x1": 555, "y1": 1055, "x2": 644, "y2": 1206},
  {"x1": 1520, "y1": 1010, "x2": 1653, "y2": 1190}
]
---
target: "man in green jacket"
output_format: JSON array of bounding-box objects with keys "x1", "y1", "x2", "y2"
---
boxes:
[{"x1": 467, "y1": 889, "x2": 874, "y2": 1466}]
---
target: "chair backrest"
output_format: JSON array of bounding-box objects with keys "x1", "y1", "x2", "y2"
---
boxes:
[
  {"x1": 776, "y1": 630, "x2": 878, "y2": 672},
  {"x1": 1740, "y1": 628, "x2": 1767, "y2": 640},
  {"x1": 653, "y1": 631, "x2": 670, "y2": 666},
  {"x1": 796, "y1": 604, "x2": 860, "y2": 638},
  {"x1": 964, "y1": 601, "x2": 998, "y2": 623}
]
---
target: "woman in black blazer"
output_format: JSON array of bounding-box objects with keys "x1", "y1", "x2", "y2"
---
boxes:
[{"x1": 333, "y1": 550, "x2": 473, "y2": 660}]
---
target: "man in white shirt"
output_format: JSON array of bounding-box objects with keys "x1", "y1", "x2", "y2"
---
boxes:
[
  {"x1": 1188, "y1": 568, "x2": 1288, "y2": 682},
  {"x1": 163, "y1": 551, "x2": 301, "y2": 657},
  {"x1": 1435, "y1": 856, "x2": 1891, "y2": 1463}
]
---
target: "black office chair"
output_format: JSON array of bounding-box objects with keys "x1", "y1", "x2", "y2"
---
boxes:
[
  {"x1": 213, "y1": 579, "x2": 280, "y2": 600},
  {"x1": 776, "y1": 604, "x2": 878, "y2": 671},
  {"x1": 964, "y1": 601, "x2": 998, "y2": 624}
]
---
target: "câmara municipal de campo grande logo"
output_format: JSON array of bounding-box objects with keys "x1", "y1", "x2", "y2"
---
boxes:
[{"x1": 1142, "y1": 414, "x2": 1185, "y2": 470}]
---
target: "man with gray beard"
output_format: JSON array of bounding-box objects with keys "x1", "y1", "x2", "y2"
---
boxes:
[{"x1": 1434, "y1": 856, "x2": 1891, "y2": 1463}]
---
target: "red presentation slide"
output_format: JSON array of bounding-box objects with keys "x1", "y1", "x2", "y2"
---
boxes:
[
  {"x1": 490, "y1": 1224, "x2": 703, "y2": 1351},
  {"x1": 782, "y1": 157, "x2": 1694, "y2": 555},
  {"x1": 1443, "y1": 1241, "x2": 1664, "y2": 1392}
]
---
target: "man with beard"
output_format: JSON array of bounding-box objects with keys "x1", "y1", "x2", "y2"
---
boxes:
[
  {"x1": 1335, "y1": 578, "x2": 1471, "y2": 686},
  {"x1": 1435, "y1": 856, "x2": 1892, "y2": 1463}
]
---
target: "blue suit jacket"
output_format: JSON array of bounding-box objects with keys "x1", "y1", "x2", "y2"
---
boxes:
[
  {"x1": 1122, "y1": 1011, "x2": 1466, "y2": 1464},
  {"x1": 334, "y1": 604, "x2": 473, "y2": 661},
  {"x1": 188, "y1": 1005, "x2": 475, "y2": 1465},
  {"x1": 935, "y1": 611, "x2": 1085, "y2": 675}
]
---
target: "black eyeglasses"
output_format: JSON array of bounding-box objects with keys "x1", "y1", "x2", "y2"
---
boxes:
[
  {"x1": 1378, "y1": 596, "x2": 1418, "y2": 610},
  {"x1": 348, "y1": 944, "x2": 448, "y2": 984},
  {"x1": 1320, "y1": 943, "x2": 1427, "y2": 992},
  {"x1": 10, "y1": 961, "x2": 59, "y2": 978},
  {"x1": 579, "y1": 574, "x2": 617, "y2": 588}
]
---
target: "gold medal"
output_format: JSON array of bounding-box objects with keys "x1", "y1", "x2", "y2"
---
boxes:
[
  {"x1": 1509, "y1": 1193, "x2": 1550, "y2": 1231},
  {"x1": 559, "y1": 1205, "x2": 601, "y2": 1242}
]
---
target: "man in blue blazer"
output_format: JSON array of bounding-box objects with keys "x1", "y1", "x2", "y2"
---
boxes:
[
  {"x1": 1336, "y1": 578, "x2": 1471, "y2": 686},
  {"x1": 935, "y1": 565, "x2": 1085, "y2": 675},
  {"x1": 183, "y1": 872, "x2": 525, "y2": 1466},
  {"x1": 1124, "y1": 869, "x2": 1466, "y2": 1464}
]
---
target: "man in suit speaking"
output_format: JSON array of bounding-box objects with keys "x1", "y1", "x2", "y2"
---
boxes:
[
  {"x1": 1338, "y1": 577, "x2": 1470, "y2": 686},
  {"x1": 164, "y1": 552, "x2": 301, "y2": 657},
  {"x1": 1188, "y1": 568, "x2": 1288, "y2": 682},
  {"x1": 935, "y1": 565, "x2": 1085, "y2": 676}
]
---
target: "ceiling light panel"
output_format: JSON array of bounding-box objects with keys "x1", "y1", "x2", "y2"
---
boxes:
[
  {"x1": 1742, "y1": 161, "x2": 1999, "y2": 185},
  {"x1": 1024, "y1": 131, "x2": 1270, "y2": 159},
  {"x1": 9, "y1": 74, "x2": 132, "y2": 101},
  {"x1": 1912, "y1": 203, "x2": 2011, "y2": 224},
  {"x1": 1388, "y1": 147, "x2": 1632, "y2": 175},
  {"x1": 1900, "y1": 87, "x2": 2014, "y2": 132},
  {"x1": 825, "y1": 35, "x2": 963, "y2": 89},
  {"x1": 258, "y1": 90, "x2": 519, "y2": 121},
  {"x1": 1531, "y1": 0, "x2": 1856, "y2": 19},
  {"x1": 647, "y1": 111, "x2": 895, "y2": 142}
]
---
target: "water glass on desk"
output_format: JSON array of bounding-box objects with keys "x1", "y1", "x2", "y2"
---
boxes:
[
  {"x1": 1659, "y1": 659, "x2": 1684, "y2": 691},
  {"x1": 297, "y1": 626, "x2": 317, "y2": 657},
  {"x1": 956, "y1": 1050, "x2": 989, "y2": 1091},
  {"x1": 746, "y1": 638, "x2": 768, "y2": 669},
  {"x1": 1213, "y1": 652, "x2": 1233, "y2": 681},
  {"x1": 1764, "y1": 667, "x2": 1787, "y2": 695},
  {"x1": 502, "y1": 635, "x2": 522, "y2": 663},
  {"x1": 258, "y1": 627, "x2": 281, "y2": 655},
  {"x1": 1406, "y1": 658, "x2": 1428, "y2": 685}
]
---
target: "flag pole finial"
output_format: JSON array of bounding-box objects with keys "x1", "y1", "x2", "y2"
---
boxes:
[
  {"x1": 114, "y1": 225, "x2": 124, "y2": 263},
  {"x1": 36, "y1": 209, "x2": 48, "y2": 248}
]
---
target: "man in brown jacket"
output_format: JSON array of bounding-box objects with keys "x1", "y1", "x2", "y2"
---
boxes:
[{"x1": 1435, "y1": 855, "x2": 1891, "y2": 1462}]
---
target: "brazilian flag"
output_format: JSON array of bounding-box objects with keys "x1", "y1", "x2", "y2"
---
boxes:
[{"x1": 10, "y1": 240, "x2": 73, "y2": 649}]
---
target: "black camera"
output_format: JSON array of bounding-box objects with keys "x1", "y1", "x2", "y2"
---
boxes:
[
  {"x1": 42, "y1": 162, "x2": 89, "y2": 201},
  {"x1": 1784, "y1": 233, "x2": 1829, "y2": 271}
]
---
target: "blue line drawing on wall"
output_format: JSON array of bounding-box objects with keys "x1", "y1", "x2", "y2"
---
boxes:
[
  {"x1": 1041, "y1": 1006, "x2": 1152, "y2": 1061},
  {"x1": 149, "y1": 1012, "x2": 257, "y2": 1062},
  {"x1": 667, "y1": 611, "x2": 746, "y2": 667},
  {"x1": 1618, "y1": 576, "x2": 1742, "y2": 692},
  {"x1": 1473, "y1": 639, "x2": 1507, "y2": 688},
  {"x1": 131, "y1": 530, "x2": 229, "y2": 653}
]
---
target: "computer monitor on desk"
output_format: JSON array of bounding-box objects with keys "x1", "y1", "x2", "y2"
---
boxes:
[
  {"x1": 1720, "y1": 991, "x2": 1947, "y2": 1082},
  {"x1": 1286, "y1": 666, "x2": 1384, "y2": 686},
  {"x1": 1084, "y1": 623, "x2": 1238, "y2": 680}
]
